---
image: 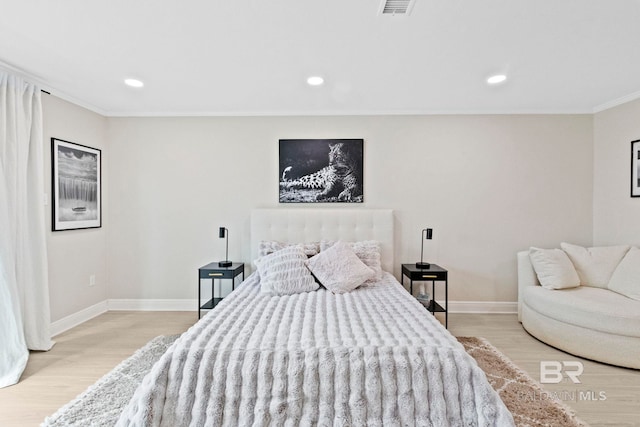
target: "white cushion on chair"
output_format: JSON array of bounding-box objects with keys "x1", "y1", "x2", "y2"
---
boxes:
[
  {"x1": 560, "y1": 242, "x2": 630, "y2": 288},
  {"x1": 608, "y1": 247, "x2": 640, "y2": 301},
  {"x1": 523, "y1": 285, "x2": 640, "y2": 337},
  {"x1": 528, "y1": 247, "x2": 580, "y2": 290}
]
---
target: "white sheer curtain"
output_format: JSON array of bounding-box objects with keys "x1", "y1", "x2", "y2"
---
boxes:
[{"x1": 0, "y1": 72, "x2": 53, "y2": 388}]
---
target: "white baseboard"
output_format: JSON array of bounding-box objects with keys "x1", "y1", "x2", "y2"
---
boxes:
[
  {"x1": 50, "y1": 300, "x2": 109, "y2": 337},
  {"x1": 107, "y1": 299, "x2": 196, "y2": 311},
  {"x1": 449, "y1": 301, "x2": 517, "y2": 314},
  {"x1": 50, "y1": 299, "x2": 515, "y2": 337}
]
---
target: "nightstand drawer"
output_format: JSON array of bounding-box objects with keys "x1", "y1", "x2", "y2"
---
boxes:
[
  {"x1": 199, "y1": 269, "x2": 236, "y2": 279},
  {"x1": 198, "y1": 262, "x2": 244, "y2": 280},
  {"x1": 410, "y1": 270, "x2": 447, "y2": 281},
  {"x1": 401, "y1": 264, "x2": 448, "y2": 281}
]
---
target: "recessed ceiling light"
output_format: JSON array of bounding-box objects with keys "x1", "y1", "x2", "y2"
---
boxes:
[
  {"x1": 487, "y1": 74, "x2": 507, "y2": 85},
  {"x1": 124, "y1": 78, "x2": 144, "y2": 88},
  {"x1": 307, "y1": 76, "x2": 324, "y2": 86}
]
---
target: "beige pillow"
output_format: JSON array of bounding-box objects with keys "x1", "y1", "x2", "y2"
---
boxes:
[
  {"x1": 608, "y1": 247, "x2": 640, "y2": 301},
  {"x1": 529, "y1": 247, "x2": 580, "y2": 290},
  {"x1": 306, "y1": 241, "x2": 375, "y2": 294},
  {"x1": 560, "y1": 242, "x2": 630, "y2": 288},
  {"x1": 255, "y1": 245, "x2": 319, "y2": 296}
]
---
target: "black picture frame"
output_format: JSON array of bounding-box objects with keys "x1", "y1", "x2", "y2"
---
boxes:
[
  {"x1": 51, "y1": 138, "x2": 102, "y2": 230},
  {"x1": 632, "y1": 140, "x2": 640, "y2": 198},
  {"x1": 279, "y1": 139, "x2": 364, "y2": 203}
]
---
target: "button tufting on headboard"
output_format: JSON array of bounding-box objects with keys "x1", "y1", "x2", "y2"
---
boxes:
[{"x1": 251, "y1": 209, "x2": 394, "y2": 272}]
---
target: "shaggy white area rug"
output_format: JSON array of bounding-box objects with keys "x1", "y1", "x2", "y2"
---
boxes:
[
  {"x1": 42, "y1": 335, "x2": 588, "y2": 427},
  {"x1": 41, "y1": 335, "x2": 178, "y2": 427}
]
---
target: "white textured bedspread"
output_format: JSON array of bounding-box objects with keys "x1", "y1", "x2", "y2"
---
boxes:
[{"x1": 117, "y1": 273, "x2": 514, "y2": 426}]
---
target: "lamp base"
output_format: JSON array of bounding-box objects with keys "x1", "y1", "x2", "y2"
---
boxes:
[
  {"x1": 218, "y1": 260, "x2": 232, "y2": 267},
  {"x1": 415, "y1": 262, "x2": 431, "y2": 269}
]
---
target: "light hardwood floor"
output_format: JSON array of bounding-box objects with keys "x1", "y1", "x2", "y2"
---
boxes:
[
  {"x1": 447, "y1": 313, "x2": 640, "y2": 427},
  {"x1": 0, "y1": 312, "x2": 638, "y2": 426},
  {"x1": 0, "y1": 312, "x2": 197, "y2": 427}
]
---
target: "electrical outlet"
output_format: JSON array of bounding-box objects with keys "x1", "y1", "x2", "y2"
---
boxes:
[{"x1": 89, "y1": 275, "x2": 96, "y2": 287}]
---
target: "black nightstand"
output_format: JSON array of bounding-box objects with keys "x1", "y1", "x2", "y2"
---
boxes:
[
  {"x1": 198, "y1": 262, "x2": 244, "y2": 319},
  {"x1": 401, "y1": 263, "x2": 448, "y2": 328}
]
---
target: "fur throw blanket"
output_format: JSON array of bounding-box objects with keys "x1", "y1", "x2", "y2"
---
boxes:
[{"x1": 117, "y1": 273, "x2": 514, "y2": 426}]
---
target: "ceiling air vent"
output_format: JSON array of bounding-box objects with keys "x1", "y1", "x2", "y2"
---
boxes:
[{"x1": 379, "y1": 0, "x2": 416, "y2": 15}]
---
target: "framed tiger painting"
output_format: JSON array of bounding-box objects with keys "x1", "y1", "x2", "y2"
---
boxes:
[{"x1": 279, "y1": 139, "x2": 364, "y2": 203}]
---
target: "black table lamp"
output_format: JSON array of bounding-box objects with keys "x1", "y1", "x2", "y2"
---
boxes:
[
  {"x1": 218, "y1": 227, "x2": 232, "y2": 267},
  {"x1": 416, "y1": 228, "x2": 433, "y2": 269}
]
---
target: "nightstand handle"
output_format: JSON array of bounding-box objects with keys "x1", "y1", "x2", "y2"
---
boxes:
[
  {"x1": 209, "y1": 273, "x2": 224, "y2": 277},
  {"x1": 422, "y1": 275, "x2": 438, "y2": 279}
]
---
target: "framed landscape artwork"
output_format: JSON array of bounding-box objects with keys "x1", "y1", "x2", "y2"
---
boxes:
[
  {"x1": 633, "y1": 139, "x2": 640, "y2": 197},
  {"x1": 279, "y1": 139, "x2": 364, "y2": 203},
  {"x1": 51, "y1": 138, "x2": 102, "y2": 230}
]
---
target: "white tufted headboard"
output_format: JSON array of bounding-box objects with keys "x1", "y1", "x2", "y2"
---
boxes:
[{"x1": 251, "y1": 209, "x2": 394, "y2": 272}]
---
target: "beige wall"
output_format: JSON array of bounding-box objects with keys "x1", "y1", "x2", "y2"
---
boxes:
[
  {"x1": 40, "y1": 97, "x2": 596, "y2": 320},
  {"x1": 43, "y1": 91, "x2": 640, "y2": 318},
  {"x1": 42, "y1": 95, "x2": 108, "y2": 322},
  {"x1": 106, "y1": 114, "x2": 593, "y2": 303},
  {"x1": 594, "y1": 98, "x2": 640, "y2": 246}
]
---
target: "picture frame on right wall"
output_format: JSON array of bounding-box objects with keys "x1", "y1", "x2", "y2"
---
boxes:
[{"x1": 632, "y1": 139, "x2": 640, "y2": 197}]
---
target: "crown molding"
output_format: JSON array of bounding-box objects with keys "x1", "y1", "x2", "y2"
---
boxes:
[
  {"x1": 104, "y1": 108, "x2": 593, "y2": 118},
  {"x1": 593, "y1": 89, "x2": 640, "y2": 113},
  {"x1": 0, "y1": 59, "x2": 107, "y2": 116}
]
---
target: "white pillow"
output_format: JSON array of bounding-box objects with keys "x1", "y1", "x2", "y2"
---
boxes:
[
  {"x1": 306, "y1": 241, "x2": 375, "y2": 294},
  {"x1": 255, "y1": 246, "x2": 319, "y2": 296},
  {"x1": 529, "y1": 247, "x2": 580, "y2": 290},
  {"x1": 608, "y1": 247, "x2": 640, "y2": 301},
  {"x1": 320, "y1": 240, "x2": 383, "y2": 281},
  {"x1": 258, "y1": 240, "x2": 320, "y2": 258},
  {"x1": 560, "y1": 242, "x2": 630, "y2": 288}
]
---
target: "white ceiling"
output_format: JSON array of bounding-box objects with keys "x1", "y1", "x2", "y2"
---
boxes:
[{"x1": 1, "y1": 0, "x2": 640, "y2": 116}]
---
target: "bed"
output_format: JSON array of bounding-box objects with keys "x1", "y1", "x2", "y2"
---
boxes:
[{"x1": 117, "y1": 209, "x2": 514, "y2": 426}]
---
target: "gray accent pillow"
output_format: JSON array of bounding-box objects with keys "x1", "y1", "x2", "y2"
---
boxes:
[
  {"x1": 307, "y1": 241, "x2": 375, "y2": 294},
  {"x1": 255, "y1": 245, "x2": 319, "y2": 295}
]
